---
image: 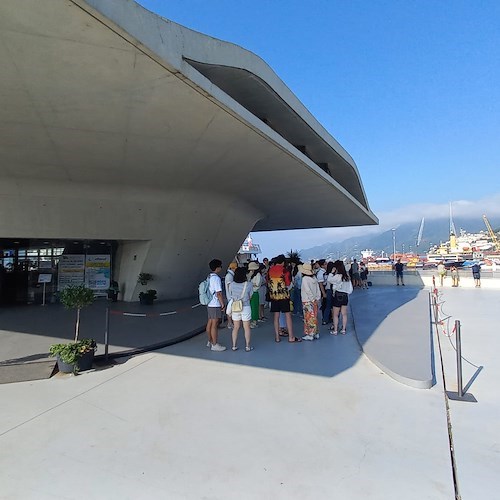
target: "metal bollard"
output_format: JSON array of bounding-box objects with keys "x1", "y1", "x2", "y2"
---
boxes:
[
  {"x1": 104, "y1": 306, "x2": 110, "y2": 362},
  {"x1": 447, "y1": 319, "x2": 477, "y2": 402},
  {"x1": 455, "y1": 320, "x2": 463, "y2": 398}
]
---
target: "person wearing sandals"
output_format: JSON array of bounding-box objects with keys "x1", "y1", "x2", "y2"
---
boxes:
[
  {"x1": 326, "y1": 260, "x2": 353, "y2": 335},
  {"x1": 229, "y1": 267, "x2": 254, "y2": 351},
  {"x1": 268, "y1": 254, "x2": 301, "y2": 343},
  {"x1": 299, "y1": 263, "x2": 321, "y2": 340}
]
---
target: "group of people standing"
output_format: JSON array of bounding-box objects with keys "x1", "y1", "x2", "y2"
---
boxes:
[
  {"x1": 203, "y1": 254, "x2": 358, "y2": 352},
  {"x1": 437, "y1": 261, "x2": 482, "y2": 288}
]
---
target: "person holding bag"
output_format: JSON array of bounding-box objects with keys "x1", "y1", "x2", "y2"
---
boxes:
[
  {"x1": 229, "y1": 267, "x2": 254, "y2": 351},
  {"x1": 326, "y1": 260, "x2": 353, "y2": 335},
  {"x1": 298, "y1": 263, "x2": 321, "y2": 340}
]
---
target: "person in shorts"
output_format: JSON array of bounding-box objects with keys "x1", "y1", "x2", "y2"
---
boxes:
[
  {"x1": 394, "y1": 258, "x2": 405, "y2": 286},
  {"x1": 267, "y1": 255, "x2": 301, "y2": 343},
  {"x1": 471, "y1": 262, "x2": 481, "y2": 287},
  {"x1": 206, "y1": 259, "x2": 226, "y2": 351},
  {"x1": 326, "y1": 260, "x2": 353, "y2": 335},
  {"x1": 229, "y1": 266, "x2": 254, "y2": 351},
  {"x1": 437, "y1": 261, "x2": 446, "y2": 286}
]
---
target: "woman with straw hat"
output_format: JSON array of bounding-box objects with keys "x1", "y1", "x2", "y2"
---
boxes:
[{"x1": 298, "y1": 263, "x2": 321, "y2": 340}]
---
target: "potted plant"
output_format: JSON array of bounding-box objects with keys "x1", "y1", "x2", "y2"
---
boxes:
[
  {"x1": 139, "y1": 289, "x2": 157, "y2": 305},
  {"x1": 49, "y1": 284, "x2": 96, "y2": 373},
  {"x1": 137, "y1": 273, "x2": 153, "y2": 286},
  {"x1": 50, "y1": 338, "x2": 97, "y2": 373}
]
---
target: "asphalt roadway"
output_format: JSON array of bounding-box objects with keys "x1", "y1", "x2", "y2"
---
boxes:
[{"x1": 0, "y1": 276, "x2": 498, "y2": 499}]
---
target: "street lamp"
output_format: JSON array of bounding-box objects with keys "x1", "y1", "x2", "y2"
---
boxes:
[{"x1": 391, "y1": 228, "x2": 396, "y2": 265}]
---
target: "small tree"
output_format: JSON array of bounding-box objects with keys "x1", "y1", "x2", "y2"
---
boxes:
[
  {"x1": 59, "y1": 284, "x2": 95, "y2": 342},
  {"x1": 286, "y1": 249, "x2": 302, "y2": 264}
]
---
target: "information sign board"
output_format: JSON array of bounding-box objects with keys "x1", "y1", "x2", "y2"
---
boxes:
[{"x1": 85, "y1": 255, "x2": 111, "y2": 290}]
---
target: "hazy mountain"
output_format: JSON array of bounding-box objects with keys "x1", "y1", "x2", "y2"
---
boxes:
[{"x1": 299, "y1": 216, "x2": 500, "y2": 261}]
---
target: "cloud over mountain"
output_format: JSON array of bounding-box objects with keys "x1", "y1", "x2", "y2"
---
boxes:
[{"x1": 255, "y1": 193, "x2": 500, "y2": 258}]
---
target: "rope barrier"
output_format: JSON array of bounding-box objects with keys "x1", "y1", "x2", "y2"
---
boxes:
[
  {"x1": 102, "y1": 301, "x2": 206, "y2": 361},
  {"x1": 431, "y1": 288, "x2": 481, "y2": 368}
]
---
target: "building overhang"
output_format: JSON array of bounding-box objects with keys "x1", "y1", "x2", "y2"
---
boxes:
[{"x1": 0, "y1": 0, "x2": 377, "y2": 233}]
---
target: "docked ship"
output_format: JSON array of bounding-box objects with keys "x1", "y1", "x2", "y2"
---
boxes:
[
  {"x1": 236, "y1": 234, "x2": 262, "y2": 264},
  {"x1": 426, "y1": 228, "x2": 500, "y2": 267},
  {"x1": 425, "y1": 210, "x2": 500, "y2": 267}
]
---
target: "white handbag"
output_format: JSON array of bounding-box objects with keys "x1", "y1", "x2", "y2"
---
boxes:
[{"x1": 231, "y1": 282, "x2": 247, "y2": 313}]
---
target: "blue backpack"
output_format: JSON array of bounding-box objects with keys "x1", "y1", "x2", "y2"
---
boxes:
[{"x1": 198, "y1": 275, "x2": 214, "y2": 305}]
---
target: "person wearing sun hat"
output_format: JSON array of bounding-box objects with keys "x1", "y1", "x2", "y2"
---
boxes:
[{"x1": 298, "y1": 263, "x2": 322, "y2": 340}]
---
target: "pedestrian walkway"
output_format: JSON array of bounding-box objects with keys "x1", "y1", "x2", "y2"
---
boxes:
[
  {"x1": 431, "y1": 286, "x2": 499, "y2": 499},
  {"x1": 0, "y1": 297, "x2": 206, "y2": 364},
  {"x1": 1, "y1": 295, "x2": 456, "y2": 499},
  {"x1": 0, "y1": 281, "x2": 498, "y2": 498}
]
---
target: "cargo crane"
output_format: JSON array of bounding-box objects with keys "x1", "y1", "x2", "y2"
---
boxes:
[
  {"x1": 482, "y1": 214, "x2": 500, "y2": 251},
  {"x1": 416, "y1": 217, "x2": 424, "y2": 247}
]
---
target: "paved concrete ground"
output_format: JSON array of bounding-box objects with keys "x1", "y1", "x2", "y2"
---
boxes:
[
  {"x1": 431, "y1": 286, "x2": 500, "y2": 500},
  {"x1": 0, "y1": 298, "x2": 206, "y2": 363},
  {"x1": 350, "y1": 285, "x2": 433, "y2": 388},
  {"x1": 0, "y1": 280, "x2": 498, "y2": 498}
]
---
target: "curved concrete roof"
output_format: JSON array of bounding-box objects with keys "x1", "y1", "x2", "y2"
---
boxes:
[{"x1": 0, "y1": 0, "x2": 377, "y2": 233}]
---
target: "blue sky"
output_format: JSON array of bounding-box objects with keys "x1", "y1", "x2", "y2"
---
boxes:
[{"x1": 138, "y1": 0, "x2": 500, "y2": 257}]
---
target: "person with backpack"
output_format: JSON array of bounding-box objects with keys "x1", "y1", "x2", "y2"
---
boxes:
[{"x1": 204, "y1": 259, "x2": 226, "y2": 351}]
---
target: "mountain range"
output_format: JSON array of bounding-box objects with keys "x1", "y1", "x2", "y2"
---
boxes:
[{"x1": 299, "y1": 216, "x2": 500, "y2": 261}]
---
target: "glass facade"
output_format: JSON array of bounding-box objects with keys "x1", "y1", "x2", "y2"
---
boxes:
[{"x1": 0, "y1": 239, "x2": 116, "y2": 305}]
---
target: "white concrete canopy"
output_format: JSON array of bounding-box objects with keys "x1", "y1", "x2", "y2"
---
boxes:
[{"x1": 0, "y1": 0, "x2": 377, "y2": 300}]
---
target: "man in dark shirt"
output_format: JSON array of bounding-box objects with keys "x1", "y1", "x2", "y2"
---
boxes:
[
  {"x1": 394, "y1": 259, "x2": 405, "y2": 286},
  {"x1": 471, "y1": 263, "x2": 481, "y2": 288}
]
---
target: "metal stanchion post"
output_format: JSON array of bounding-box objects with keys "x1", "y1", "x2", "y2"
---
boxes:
[
  {"x1": 432, "y1": 293, "x2": 438, "y2": 325},
  {"x1": 455, "y1": 320, "x2": 463, "y2": 398},
  {"x1": 447, "y1": 319, "x2": 477, "y2": 402},
  {"x1": 104, "y1": 306, "x2": 110, "y2": 362}
]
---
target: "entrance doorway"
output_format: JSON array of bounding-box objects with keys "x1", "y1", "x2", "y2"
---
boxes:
[{"x1": 0, "y1": 239, "x2": 116, "y2": 305}]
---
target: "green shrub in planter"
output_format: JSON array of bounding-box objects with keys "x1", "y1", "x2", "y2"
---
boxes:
[
  {"x1": 50, "y1": 285, "x2": 96, "y2": 372},
  {"x1": 139, "y1": 289, "x2": 157, "y2": 305},
  {"x1": 59, "y1": 284, "x2": 95, "y2": 342},
  {"x1": 49, "y1": 339, "x2": 97, "y2": 367}
]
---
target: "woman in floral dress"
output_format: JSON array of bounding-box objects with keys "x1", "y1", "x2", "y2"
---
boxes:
[{"x1": 299, "y1": 263, "x2": 321, "y2": 340}]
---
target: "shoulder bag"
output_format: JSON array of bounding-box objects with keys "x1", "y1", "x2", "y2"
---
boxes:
[{"x1": 232, "y1": 281, "x2": 247, "y2": 313}]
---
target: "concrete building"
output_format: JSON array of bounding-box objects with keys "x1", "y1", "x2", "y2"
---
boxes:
[{"x1": 0, "y1": 0, "x2": 377, "y2": 303}]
